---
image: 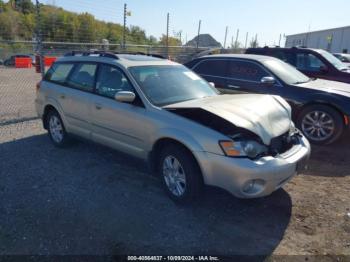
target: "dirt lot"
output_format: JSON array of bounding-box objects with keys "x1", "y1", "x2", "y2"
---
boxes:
[
  {"x1": 0, "y1": 68, "x2": 41, "y2": 124},
  {"x1": 0, "y1": 68, "x2": 349, "y2": 257},
  {"x1": 0, "y1": 119, "x2": 349, "y2": 256}
]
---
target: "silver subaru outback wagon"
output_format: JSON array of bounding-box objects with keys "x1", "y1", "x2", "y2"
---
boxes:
[{"x1": 35, "y1": 51, "x2": 311, "y2": 203}]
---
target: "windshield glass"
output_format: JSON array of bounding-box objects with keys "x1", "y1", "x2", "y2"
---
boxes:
[
  {"x1": 263, "y1": 59, "x2": 311, "y2": 85},
  {"x1": 129, "y1": 65, "x2": 218, "y2": 106},
  {"x1": 316, "y1": 49, "x2": 348, "y2": 70}
]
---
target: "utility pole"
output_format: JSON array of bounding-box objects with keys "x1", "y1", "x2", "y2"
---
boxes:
[
  {"x1": 166, "y1": 13, "x2": 169, "y2": 57},
  {"x1": 196, "y1": 20, "x2": 201, "y2": 50},
  {"x1": 35, "y1": 0, "x2": 44, "y2": 78},
  {"x1": 278, "y1": 33, "x2": 282, "y2": 46},
  {"x1": 123, "y1": 3, "x2": 127, "y2": 49},
  {"x1": 223, "y1": 26, "x2": 228, "y2": 49},
  {"x1": 235, "y1": 29, "x2": 240, "y2": 49},
  {"x1": 244, "y1": 32, "x2": 249, "y2": 49},
  {"x1": 122, "y1": 3, "x2": 131, "y2": 50}
]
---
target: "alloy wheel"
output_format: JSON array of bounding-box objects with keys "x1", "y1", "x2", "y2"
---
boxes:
[
  {"x1": 162, "y1": 155, "x2": 187, "y2": 197},
  {"x1": 49, "y1": 115, "x2": 64, "y2": 143},
  {"x1": 301, "y1": 110, "x2": 335, "y2": 141}
]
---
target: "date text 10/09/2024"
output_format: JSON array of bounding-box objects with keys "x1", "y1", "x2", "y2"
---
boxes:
[{"x1": 127, "y1": 256, "x2": 220, "y2": 261}]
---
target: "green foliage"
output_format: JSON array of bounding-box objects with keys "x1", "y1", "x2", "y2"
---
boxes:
[
  {"x1": 159, "y1": 34, "x2": 182, "y2": 46},
  {"x1": 0, "y1": 2, "x2": 160, "y2": 45}
]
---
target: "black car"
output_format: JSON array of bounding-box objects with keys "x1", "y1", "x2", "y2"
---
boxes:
[
  {"x1": 4, "y1": 54, "x2": 35, "y2": 66},
  {"x1": 185, "y1": 54, "x2": 350, "y2": 145},
  {"x1": 246, "y1": 47, "x2": 350, "y2": 84}
]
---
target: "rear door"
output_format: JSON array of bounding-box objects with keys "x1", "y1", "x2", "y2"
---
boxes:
[
  {"x1": 57, "y1": 62, "x2": 97, "y2": 138},
  {"x1": 191, "y1": 59, "x2": 228, "y2": 91}
]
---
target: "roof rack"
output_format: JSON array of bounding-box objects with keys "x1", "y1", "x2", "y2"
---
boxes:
[
  {"x1": 64, "y1": 50, "x2": 119, "y2": 59},
  {"x1": 115, "y1": 51, "x2": 166, "y2": 59},
  {"x1": 63, "y1": 50, "x2": 166, "y2": 60}
]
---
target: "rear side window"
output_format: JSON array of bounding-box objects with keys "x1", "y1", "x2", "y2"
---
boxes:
[
  {"x1": 193, "y1": 59, "x2": 228, "y2": 77},
  {"x1": 45, "y1": 63, "x2": 74, "y2": 84},
  {"x1": 228, "y1": 60, "x2": 269, "y2": 81},
  {"x1": 66, "y1": 63, "x2": 97, "y2": 92}
]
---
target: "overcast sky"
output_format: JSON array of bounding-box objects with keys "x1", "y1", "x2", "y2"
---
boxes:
[{"x1": 42, "y1": 0, "x2": 349, "y2": 46}]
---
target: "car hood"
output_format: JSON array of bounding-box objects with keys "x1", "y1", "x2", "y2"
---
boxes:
[
  {"x1": 298, "y1": 78, "x2": 350, "y2": 96},
  {"x1": 164, "y1": 94, "x2": 292, "y2": 145}
]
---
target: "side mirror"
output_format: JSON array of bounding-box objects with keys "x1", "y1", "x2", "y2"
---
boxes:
[
  {"x1": 320, "y1": 65, "x2": 328, "y2": 74},
  {"x1": 115, "y1": 91, "x2": 136, "y2": 103},
  {"x1": 261, "y1": 76, "x2": 276, "y2": 86},
  {"x1": 209, "y1": 82, "x2": 215, "y2": 87}
]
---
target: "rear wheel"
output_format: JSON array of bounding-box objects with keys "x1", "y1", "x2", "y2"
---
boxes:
[
  {"x1": 46, "y1": 110, "x2": 69, "y2": 147},
  {"x1": 297, "y1": 105, "x2": 344, "y2": 145},
  {"x1": 158, "y1": 144, "x2": 203, "y2": 204}
]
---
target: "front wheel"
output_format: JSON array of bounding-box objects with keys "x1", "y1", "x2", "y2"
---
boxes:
[
  {"x1": 297, "y1": 105, "x2": 344, "y2": 145},
  {"x1": 158, "y1": 144, "x2": 203, "y2": 204}
]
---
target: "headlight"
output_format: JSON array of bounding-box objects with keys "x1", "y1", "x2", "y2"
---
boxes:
[{"x1": 219, "y1": 140, "x2": 268, "y2": 159}]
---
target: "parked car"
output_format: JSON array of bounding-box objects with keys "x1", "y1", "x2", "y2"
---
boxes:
[
  {"x1": 245, "y1": 47, "x2": 350, "y2": 84},
  {"x1": 333, "y1": 53, "x2": 350, "y2": 67},
  {"x1": 4, "y1": 54, "x2": 35, "y2": 66},
  {"x1": 35, "y1": 51, "x2": 310, "y2": 203},
  {"x1": 186, "y1": 54, "x2": 350, "y2": 145}
]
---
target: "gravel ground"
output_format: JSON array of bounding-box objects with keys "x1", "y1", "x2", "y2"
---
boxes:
[
  {"x1": 0, "y1": 119, "x2": 349, "y2": 256},
  {"x1": 0, "y1": 68, "x2": 41, "y2": 124}
]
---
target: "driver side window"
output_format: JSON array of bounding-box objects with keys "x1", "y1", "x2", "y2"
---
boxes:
[
  {"x1": 296, "y1": 53, "x2": 326, "y2": 72},
  {"x1": 96, "y1": 64, "x2": 133, "y2": 98}
]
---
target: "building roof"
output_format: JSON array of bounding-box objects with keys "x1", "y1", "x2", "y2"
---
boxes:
[{"x1": 286, "y1": 25, "x2": 350, "y2": 37}]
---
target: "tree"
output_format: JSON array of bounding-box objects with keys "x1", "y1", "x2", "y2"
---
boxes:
[
  {"x1": 15, "y1": 0, "x2": 34, "y2": 14},
  {"x1": 159, "y1": 34, "x2": 181, "y2": 46},
  {"x1": 250, "y1": 38, "x2": 259, "y2": 48}
]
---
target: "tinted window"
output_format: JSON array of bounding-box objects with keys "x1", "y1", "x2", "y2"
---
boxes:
[
  {"x1": 296, "y1": 53, "x2": 325, "y2": 72},
  {"x1": 96, "y1": 64, "x2": 133, "y2": 98},
  {"x1": 193, "y1": 60, "x2": 228, "y2": 77},
  {"x1": 66, "y1": 63, "x2": 97, "y2": 91},
  {"x1": 228, "y1": 60, "x2": 269, "y2": 81},
  {"x1": 45, "y1": 63, "x2": 74, "y2": 84},
  {"x1": 270, "y1": 50, "x2": 296, "y2": 65}
]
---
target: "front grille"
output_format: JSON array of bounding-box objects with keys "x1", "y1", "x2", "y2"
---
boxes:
[{"x1": 270, "y1": 131, "x2": 299, "y2": 155}]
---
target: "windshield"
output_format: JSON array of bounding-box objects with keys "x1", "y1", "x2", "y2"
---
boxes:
[
  {"x1": 316, "y1": 49, "x2": 348, "y2": 70},
  {"x1": 129, "y1": 65, "x2": 218, "y2": 106},
  {"x1": 263, "y1": 59, "x2": 311, "y2": 85}
]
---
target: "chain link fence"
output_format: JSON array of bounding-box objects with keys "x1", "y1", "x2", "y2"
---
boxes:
[
  {"x1": 0, "y1": 0, "x2": 246, "y2": 126},
  {"x1": 0, "y1": 40, "x2": 215, "y2": 125}
]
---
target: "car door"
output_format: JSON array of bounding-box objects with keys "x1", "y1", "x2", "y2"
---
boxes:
[
  {"x1": 90, "y1": 63, "x2": 147, "y2": 159},
  {"x1": 44, "y1": 62, "x2": 97, "y2": 138},
  {"x1": 58, "y1": 62, "x2": 97, "y2": 138},
  {"x1": 225, "y1": 59, "x2": 277, "y2": 94},
  {"x1": 295, "y1": 52, "x2": 329, "y2": 79},
  {"x1": 191, "y1": 59, "x2": 229, "y2": 91}
]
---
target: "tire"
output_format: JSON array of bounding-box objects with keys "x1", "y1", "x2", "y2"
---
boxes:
[
  {"x1": 157, "y1": 144, "x2": 203, "y2": 204},
  {"x1": 297, "y1": 105, "x2": 344, "y2": 145},
  {"x1": 46, "y1": 110, "x2": 69, "y2": 147}
]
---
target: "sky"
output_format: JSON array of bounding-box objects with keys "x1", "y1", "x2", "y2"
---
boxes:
[{"x1": 43, "y1": 0, "x2": 349, "y2": 46}]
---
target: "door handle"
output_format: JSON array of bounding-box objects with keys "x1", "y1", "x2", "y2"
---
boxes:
[
  {"x1": 228, "y1": 85, "x2": 240, "y2": 89},
  {"x1": 59, "y1": 94, "x2": 66, "y2": 99},
  {"x1": 95, "y1": 104, "x2": 102, "y2": 110}
]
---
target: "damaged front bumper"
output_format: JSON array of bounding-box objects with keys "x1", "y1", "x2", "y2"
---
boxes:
[{"x1": 194, "y1": 135, "x2": 311, "y2": 198}]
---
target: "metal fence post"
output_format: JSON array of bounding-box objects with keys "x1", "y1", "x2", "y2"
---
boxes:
[{"x1": 35, "y1": 0, "x2": 44, "y2": 78}]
